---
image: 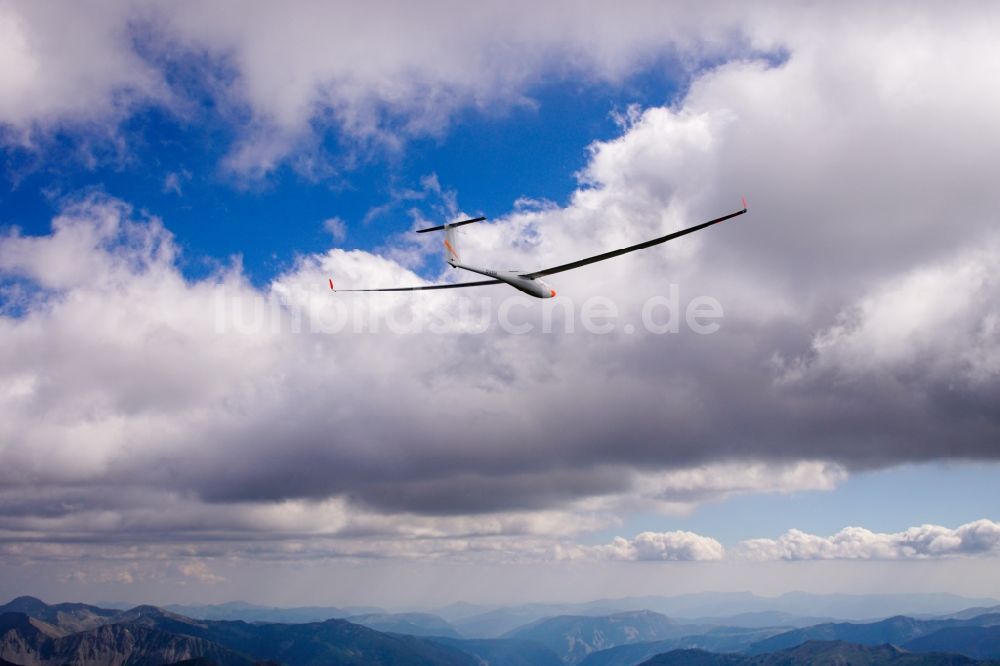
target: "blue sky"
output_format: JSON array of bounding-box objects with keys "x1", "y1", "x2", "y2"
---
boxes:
[
  {"x1": 596, "y1": 462, "x2": 1000, "y2": 547},
  {"x1": 2, "y1": 67, "x2": 682, "y2": 285},
  {"x1": 1, "y1": 2, "x2": 999, "y2": 606}
]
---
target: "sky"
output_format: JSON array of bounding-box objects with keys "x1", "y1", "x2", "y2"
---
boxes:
[{"x1": 1, "y1": 1, "x2": 999, "y2": 608}]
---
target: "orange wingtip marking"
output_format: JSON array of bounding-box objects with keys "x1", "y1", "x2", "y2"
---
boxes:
[
  {"x1": 550, "y1": 289, "x2": 557, "y2": 298},
  {"x1": 741, "y1": 195, "x2": 748, "y2": 210},
  {"x1": 443, "y1": 239, "x2": 459, "y2": 259},
  {"x1": 329, "y1": 278, "x2": 335, "y2": 290}
]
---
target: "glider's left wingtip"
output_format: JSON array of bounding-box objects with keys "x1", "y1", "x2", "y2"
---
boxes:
[
  {"x1": 328, "y1": 278, "x2": 335, "y2": 291},
  {"x1": 741, "y1": 195, "x2": 748, "y2": 212}
]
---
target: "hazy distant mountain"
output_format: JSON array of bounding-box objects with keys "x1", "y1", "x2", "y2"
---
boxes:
[
  {"x1": 449, "y1": 604, "x2": 824, "y2": 639},
  {"x1": 345, "y1": 612, "x2": 462, "y2": 638},
  {"x1": 163, "y1": 601, "x2": 382, "y2": 624},
  {"x1": 756, "y1": 592, "x2": 1000, "y2": 621},
  {"x1": 577, "y1": 627, "x2": 789, "y2": 666},
  {"x1": 505, "y1": 611, "x2": 699, "y2": 664},
  {"x1": 640, "y1": 640, "x2": 988, "y2": 665},
  {"x1": 433, "y1": 602, "x2": 496, "y2": 623},
  {"x1": 453, "y1": 607, "x2": 552, "y2": 638},
  {"x1": 660, "y1": 626, "x2": 791, "y2": 654},
  {"x1": 429, "y1": 636, "x2": 564, "y2": 666},
  {"x1": 679, "y1": 611, "x2": 837, "y2": 629},
  {"x1": 448, "y1": 598, "x2": 766, "y2": 638},
  {"x1": 939, "y1": 606, "x2": 1000, "y2": 621},
  {"x1": 599, "y1": 592, "x2": 1000, "y2": 622},
  {"x1": 452, "y1": 604, "x2": 628, "y2": 639},
  {"x1": 443, "y1": 592, "x2": 1000, "y2": 636},
  {"x1": 748, "y1": 613, "x2": 1000, "y2": 655},
  {"x1": 904, "y1": 626, "x2": 1000, "y2": 660}
]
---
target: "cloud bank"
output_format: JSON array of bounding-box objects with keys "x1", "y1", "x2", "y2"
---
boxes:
[
  {"x1": 583, "y1": 520, "x2": 1000, "y2": 564},
  {"x1": 0, "y1": 2, "x2": 999, "y2": 582}
]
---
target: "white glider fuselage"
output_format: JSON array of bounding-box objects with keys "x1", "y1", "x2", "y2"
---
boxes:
[
  {"x1": 442, "y1": 223, "x2": 555, "y2": 298},
  {"x1": 449, "y1": 261, "x2": 556, "y2": 299}
]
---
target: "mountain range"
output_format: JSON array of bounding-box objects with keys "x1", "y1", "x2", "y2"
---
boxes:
[
  {"x1": 2, "y1": 595, "x2": 1000, "y2": 665},
  {"x1": 84, "y1": 592, "x2": 998, "y2": 640},
  {"x1": 431, "y1": 593, "x2": 1000, "y2": 639}
]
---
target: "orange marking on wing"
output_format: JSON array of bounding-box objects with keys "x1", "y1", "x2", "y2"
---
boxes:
[
  {"x1": 329, "y1": 278, "x2": 335, "y2": 290},
  {"x1": 443, "y1": 239, "x2": 459, "y2": 260},
  {"x1": 550, "y1": 289, "x2": 557, "y2": 298}
]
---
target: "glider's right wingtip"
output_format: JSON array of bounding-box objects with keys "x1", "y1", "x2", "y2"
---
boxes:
[
  {"x1": 328, "y1": 278, "x2": 335, "y2": 291},
  {"x1": 741, "y1": 195, "x2": 748, "y2": 212}
]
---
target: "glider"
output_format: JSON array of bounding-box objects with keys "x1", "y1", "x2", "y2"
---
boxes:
[{"x1": 331, "y1": 198, "x2": 747, "y2": 299}]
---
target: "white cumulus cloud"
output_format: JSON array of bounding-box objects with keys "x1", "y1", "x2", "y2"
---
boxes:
[
  {"x1": 737, "y1": 520, "x2": 1000, "y2": 561},
  {"x1": 599, "y1": 531, "x2": 725, "y2": 562},
  {"x1": 323, "y1": 217, "x2": 347, "y2": 243}
]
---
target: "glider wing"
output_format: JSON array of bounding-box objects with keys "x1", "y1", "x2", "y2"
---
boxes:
[
  {"x1": 519, "y1": 200, "x2": 747, "y2": 280},
  {"x1": 330, "y1": 278, "x2": 503, "y2": 292}
]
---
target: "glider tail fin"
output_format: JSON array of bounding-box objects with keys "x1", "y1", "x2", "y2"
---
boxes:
[
  {"x1": 443, "y1": 224, "x2": 460, "y2": 266},
  {"x1": 415, "y1": 216, "x2": 485, "y2": 267}
]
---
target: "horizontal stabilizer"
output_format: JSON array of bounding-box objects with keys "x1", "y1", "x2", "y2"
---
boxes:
[{"x1": 416, "y1": 216, "x2": 486, "y2": 234}]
